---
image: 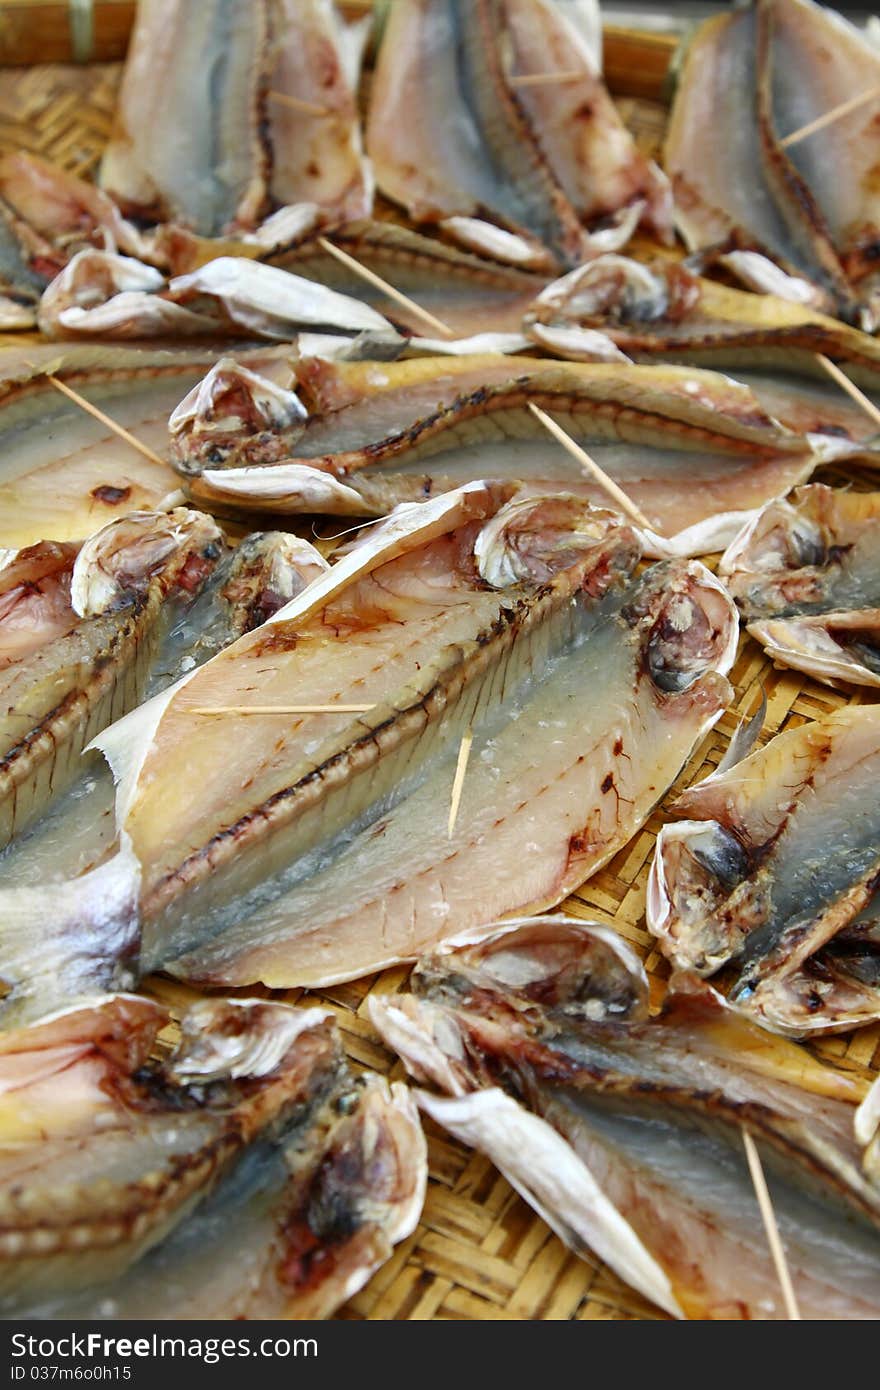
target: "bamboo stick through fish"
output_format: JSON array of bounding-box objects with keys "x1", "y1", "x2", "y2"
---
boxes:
[
  {"x1": 33, "y1": 370, "x2": 167, "y2": 469},
  {"x1": 268, "y1": 90, "x2": 332, "y2": 118},
  {"x1": 527, "y1": 403, "x2": 654, "y2": 531},
  {"x1": 316, "y1": 237, "x2": 457, "y2": 339},
  {"x1": 779, "y1": 84, "x2": 880, "y2": 148},
  {"x1": 191, "y1": 705, "x2": 377, "y2": 715},
  {"x1": 447, "y1": 727, "x2": 473, "y2": 839},
  {"x1": 508, "y1": 71, "x2": 584, "y2": 87},
  {"x1": 816, "y1": 354, "x2": 880, "y2": 431},
  {"x1": 741, "y1": 1128, "x2": 802, "y2": 1320}
]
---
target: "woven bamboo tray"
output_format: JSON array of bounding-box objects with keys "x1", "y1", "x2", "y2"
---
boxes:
[{"x1": 0, "y1": 49, "x2": 877, "y2": 1323}]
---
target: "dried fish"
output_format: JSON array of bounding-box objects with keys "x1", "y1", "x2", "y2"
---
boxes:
[
  {"x1": 267, "y1": 0, "x2": 372, "y2": 224},
  {"x1": 100, "y1": 0, "x2": 267, "y2": 235},
  {"x1": 272, "y1": 220, "x2": 546, "y2": 340},
  {"x1": 720, "y1": 485, "x2": 880, "y2": 687},
  {"x1": 371, "y1": 919, "x2": 880, "y2": 1319},
  {"x1": 0, "y1": 343, "x2": 295, "y2": 548},
  {"x1": 37, "y1": 250, "x2": 215, "y2": 340},
  {"x1": 59, "y1": 486, "x2": 732, "y2": 1002},
  {"x1": 648, "y1": 704, "x2": 880, "y2": 1035},
  {"x1": 526, "y1": 254, "x2": 880, "y2": 446},
  {"x1": 177, "y1": 353, "x2": 820, "y2": 557},
  {"x1": 0, "y1": 508, "x2": 223, "y2": 852},
  {"x1": 367, "y1": 0, "x2": 662, "y2": 269},
  {"x1": 367, "y1": 0, "x2": 583, "y2": 267},
  {"x1": 100, "y1": 0, "x2": 372, "y2": 238},
  {"x1": 0, "y1": 531, "x2": 327, "y2": 898},
  {"x1": 665, "y1": 1, "x2": 859, "y2": 320},
  {"x1": 0, "y1": 995, "x2": 425, "y2": 1319}
]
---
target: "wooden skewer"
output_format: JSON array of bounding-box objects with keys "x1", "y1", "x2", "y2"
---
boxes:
[
  {"x1": 191, "y1": 704, "x2": 376, "y2": 715},
  {"x1": 816, "y1": 354, "x2": 880, "y2": 431},
  {"x1": 447, "y1": 727, "x2": 474, "y2": 840},
  {"x1": 156, "y1": 488, "x2": 186, "y2": 512},
  {"x1": 316, "y1": 236, "x2": 456, "y2": 340},
  {"x1": 527, "y1": 402, "x2": 655, "y2": 531},
  {"x1": 509, "y1": 71, "x2": 584, "y2": 88},
  {"x1": 268, "y1": 90, "x2": 332, "y2": 119},
  {"x1": 40, "y1": 372, "x2": 167, "y2": 468},
  {"x1": 742, "y1": 1128, "x2": 802, "y2": 1320},
  {"x1": 780, "y1": 84, "x2": 880, "y2": 148}
]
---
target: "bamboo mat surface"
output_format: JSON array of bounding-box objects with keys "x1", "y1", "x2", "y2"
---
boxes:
[{"x1": 1, "y1": 57, "x2": 878, "y2": 1323}]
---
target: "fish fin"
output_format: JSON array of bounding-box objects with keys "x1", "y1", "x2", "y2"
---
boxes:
[
  {"x1": 715, "y1": 689, "x2": 767, "y2": 775},
  {"x1": 417, "y1": 1087, "x2": 683, "y2": 1320},
  {"x1": 0, "y1": 835, "x2": 141, "y2": 1027}
]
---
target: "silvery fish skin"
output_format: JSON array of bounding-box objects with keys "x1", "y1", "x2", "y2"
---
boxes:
[
  {"x1": 766, "y1": 0, "x2": 880, "y2": 289},
  {"x1": 665, "y1": 2, "x2": 858, "y2": 321},
  {"x1": 177, "y1": 353, "x2": 819, "y2": 557},
  {"x1": 526, "y1": 254, "x2": 880, "y2": 447},
  {"x1": 0, "y1": 531, "x2": 328, "y2": 896},
  {"x1": 0, "y1": 995, "x2": 426, "y2": 1320},
  {"x1": 77, "y1": 487, "x2": 735, "y2": 998},
  {"x1": 648, "y1": 705, "x2": 880, "y2": 1036},
  {"x1": 0, "y1": 343, "x2": 287, "y2": 549},
  {"x1": 100, "y1": 0, "x2": 267, "y2": 235},
  {"x1": 720, "y1": 486, "x2": 880, "y2": 688},
  {"x1": 0, "y1": 508, "x2": 223, "y2": 852},
  {"x1": 370, "y1": 918, "x2": 880, "y2": 1319},
  {"x1": 367, "y1": 0, "x2": 586, "y2": 269}
]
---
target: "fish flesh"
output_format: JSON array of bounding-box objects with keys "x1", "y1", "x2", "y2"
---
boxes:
[
  {"x1": 0, "y1": 508, "x2": 223, "y2": 852},
  {"x1": 266, "y1": 0, "x2": 372, "y2": 224},
  {"x1": 648, "y1": 704, "x2": 880, "y2": 1035},
  {"x1": 494, "y1": 0, "x2": 672, "y2": 240},
  {"x1": 720, "y1": 484, "x2": 880, "y2": 687},
  {"x1": 370, "y1": 917, "x2": 880, "y2": 1319},
  {"x1": 0, "y1": 530, "x2": 328, "y2": 896},
  {"x1": 367, "y1": 0, "x2": 584, "y2": 268},
  {"x1": 100, "y1": 0, "x2": 371, "y2": 237},
  {"x1": 766, "y1": 0, "x2": 880, "y2": 290},
  {"x1": 525, "y1": 253, "x2": 880, "y2": 447},
  {"x1": 176, "y1": 353, "x2": 821, "y2": 557},
  {"x1": 367, "y1": 0, "x2": 665, "y2": 269},
  {"x1": 0, "y1": 343, "x2": 298, "y2": 549},
  {"x1": 0, "y1": 485, "x2": 735, "y2": 1016},
  {"x1": 665, "y1": 1, "x2": 860, "y2": 321},
  {"x1": 0, "y1": 994, "x2": 425, "y2": 1319}
]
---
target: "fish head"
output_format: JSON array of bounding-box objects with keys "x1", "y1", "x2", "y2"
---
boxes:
[
  {"x1": 474, "y1": 492, "x2": 638, "y2": 587},
  {"x1": 168, "y1": 355, "x2": 307, "y2": 475},
  {"x1": 70, "y1": 508, "x2": 224, "y2": 617},
  {"x1": 625, "y1": 559, "x2": 739, "y2": 694},
  {"x1": 531, "y1": 253, "x2": 700, "y2": 328}
]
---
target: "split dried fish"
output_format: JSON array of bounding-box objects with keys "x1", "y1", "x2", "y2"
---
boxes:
[
  {"x1": 366, "y1": 0, "x2": 666, "y2": 269},
  {"x1": 0, "y1": 529, "x2": 328, "y2": 896},
  {"x1": 720, "y1": 484, "x2": 880, "y2": 687},
  {"x1": 272, "y1": 220, "x2": 546, "y2": 341},
  {"x1": 177, "y1": 353, "x2": 820, "y2": 557},
  {"x1": 0, "y1": 485, "x2": 735, "y2": 1014},
  {"x1": 371, "y1": 918, "x2": 880, "y2": 1319},
  {"x1": 100, "y1": 0, "x2": 371, "y2": 237},
  {"x1": 526, "y1": 254, "x2": 880, "y2": 447},
  {"x1": 0, "y1": 343, "x2": 295, "y2": 548},
  {"x1": 0, "y1": 508, "x2": 223, "y2": 852},
  {"x1": 666, "y1": 0, "x2": 879, "y2": 323},
  {"x1": 267, "y1": 0, "x2": 372, "y2": 224},
  {"x1": 648, "y1": 704, "x2": 880, "y2": 1035},
  {"x1": 0, "y1": 995, "x2": 425, "y2": 1319}
]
